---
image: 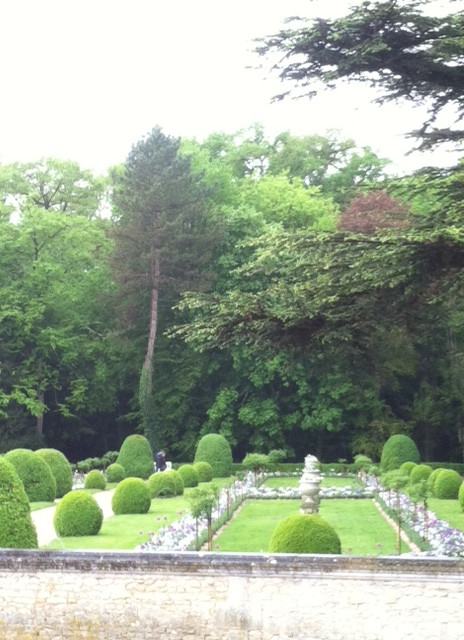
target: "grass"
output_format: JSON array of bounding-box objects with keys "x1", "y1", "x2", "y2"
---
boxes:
[
  {"x1": 262, "y1": 476, "x2": 361, "y2": 489},
  {"x1": 212, "y1": 498, "x2": 407, "y2": 555},
  {"x1": 429, "y1": 498, "x2": 464, "y2": 532}
]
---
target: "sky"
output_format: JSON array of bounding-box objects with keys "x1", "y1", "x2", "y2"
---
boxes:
[{"x1": 0, "y1": 0, "x2": 461, "y2": 176}]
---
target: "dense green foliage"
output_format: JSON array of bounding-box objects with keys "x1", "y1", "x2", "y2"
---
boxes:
[
  {"x1": 106, "y1": 463, "x2": 126, "y2": 483},
  {"x1": 116, "y1": 435, "x2": 153, "y2": 479},
  {"x1": 268, "y1": 514, "x2": 341, "y2": 554},
  {"x1": 112, "y1": 478, "x2": 151, "y2": 514},
  {"x1": 194, "y1": 434, "x2": 233, "y2": 477},
  {"x1": 0, "y1": 457, "x2": 38, "y2": 548},
  {"x1": 400, "y1": 462, "x2": 417, "y2": 477},
  {"x1": 458, "y1": 482, "x2": 464, "y2": 513},
  {"x1": 193, "y1": 461, "x2": 213, "y2": 483},
  {"x1": 433, "y1": 469, "x2": 462, "y2": 499},
  {"x1": 147, "y1": 472, "x2": 178, "y2": 498},
  {"x1": 35, "y1": 448, "x2": 73, "y2": 498},
  {"x1": 53, "y1": 490, "x2": 103, "y2": 537},
  {"x1": 380, "y1": 436, "x2": 420, "y2": 472},
  {"x1": 409, "y1": 464, "x2": 432, "y2": 486},
  {"x1": 4, "y1": 449, "x2": 56, "y2": 502},
  {"x1": 84, "y1": 469, "x2": 107, "y2": 490},
  {"x1": 177, "y1": 464, "x2": 199, "y2": 488}
]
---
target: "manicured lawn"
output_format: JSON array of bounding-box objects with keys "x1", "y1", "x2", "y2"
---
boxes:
[
  {"x1": 212, "y1": 498, "x2": 408, "y2": 555},
  {"x1": 429, "y1": 498, "x2": 464, "y2": 532},
  {"x1": 262, "y1": 476, "x2": 362, "y2": 489},
  {"x1": 44, "y1": 495, "x2": 191, "y2": 550}
]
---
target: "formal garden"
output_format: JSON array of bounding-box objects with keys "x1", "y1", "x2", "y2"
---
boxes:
[{"x1": 1, "y1": 431, "x2": 464, "y2": 557}]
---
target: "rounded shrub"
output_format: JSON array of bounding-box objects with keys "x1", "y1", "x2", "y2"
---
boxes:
[
  {"x1": 427, "y1": 468, "x2": 445, "y2": 496},
  {"x1": 434, "y1": 469, "x2": 462, "y2": 499},
  {"x1": 84, "y1": 469, "x2": 106, "y2": 490},
  {"x1": 193, "y1": 433, "x2": 233, "y2": 477},
  {"x1": 380, "y1": 435, "x2": 420, "y2": 472},
  {"x1": 36, "y1": 448, "x2": 73, "y2": 498},
  {"x1": 400, "y1": 461, "x2": 417, "y2": 477},
  {"x1": 458, "y1": 482, "x2": 464, "y2": 513},
  {"x1": 164, "y1": 469, "x2": 184, "y2": 495},
  {"x1": 116, "y1": 434, "x2": 153, "y2": 479},
  {"x1": 54, "y1": 490, "x2": 103, "y2": 537},
  {"x1": 193, "y1": 461, "x2": 213, "y2": 483},
  {"x1": 353, "y1": 455, "x2": 373, "y2": 472},
  {"x1": 4, "y1": 448, "x2": 56, "y2": 502},
  {"x1": 106, "y1": 462, "x2": 126, "y2": 483},
  {"x1": 409, "y1": 464, "x2": 432, "y2": 486},
  {"x1": 148, "y1": 472, "x2": 177, "y2": 498},
  {"x1": 0, "y1": 457, "x2": 38, "y2": 548},
  {"x1": 112, "y1": 477, "x2": 151, "y2": 514},
  {"x1": 178, "y1": 464, "x2": 199, "y2": 488},
  {"x1": 269, "y1": 514, "x2": 341, "y2": 555}
]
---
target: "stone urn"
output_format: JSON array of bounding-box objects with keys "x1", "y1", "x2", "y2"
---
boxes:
[{"x1": 299, "y1": 454, "x2": 322, "y2": 514}]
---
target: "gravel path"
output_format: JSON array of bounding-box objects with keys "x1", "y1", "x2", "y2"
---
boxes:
[{"x1": 31, "y1": 490, "x2": 115, "y2": 547}]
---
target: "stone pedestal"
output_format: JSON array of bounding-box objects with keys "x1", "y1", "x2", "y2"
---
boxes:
[{"x1": 299, "y1": 454, "x2": 322, "y2": 514}]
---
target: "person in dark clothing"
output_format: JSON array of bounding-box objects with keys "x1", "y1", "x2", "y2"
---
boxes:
[{"x1": 155, "y1": 450, "x2": 167, "y2": 472}]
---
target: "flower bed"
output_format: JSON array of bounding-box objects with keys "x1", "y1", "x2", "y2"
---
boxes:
[{"x1": 365, "y1": 474, "x2": 464, "y2": 557}]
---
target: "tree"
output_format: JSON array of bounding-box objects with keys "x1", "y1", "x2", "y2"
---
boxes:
[
  {"x1": 256, "y1": 0, "x2": 464, "y2": 149},
  {"x1": 0, "y1": 161, "x2": 117, "y2": 452},
  {"x1": 111, "y1": 127, "x2": 217, "y2": 448}
]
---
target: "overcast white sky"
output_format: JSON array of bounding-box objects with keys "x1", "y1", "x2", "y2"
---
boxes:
[{"x1": 0, "y1": 0, "x2": 461, "y2": 175}]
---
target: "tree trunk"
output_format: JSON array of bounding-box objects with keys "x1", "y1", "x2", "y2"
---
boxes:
[{"x1": 142, "y1": 255, "x2": 160, "y2": 385}]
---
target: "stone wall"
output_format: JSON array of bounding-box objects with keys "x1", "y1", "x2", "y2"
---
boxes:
[{"x1": 0, "y1": 550, "x2": 463, "y2": 639}]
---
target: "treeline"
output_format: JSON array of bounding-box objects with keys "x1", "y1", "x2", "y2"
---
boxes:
[{"x1": 1, "y1": 125, "x2": 463, "y2": 463}]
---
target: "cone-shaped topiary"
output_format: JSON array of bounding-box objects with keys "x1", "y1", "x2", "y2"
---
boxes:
[
  {"x1": 193, "y1": 433, "x2": 233, "y2": 477},
  {"x1": 112, "y1": 477, "x2": 151, "y2": 514},
  {"x1": 409, "y1": 464, "x2": 432, "y2": 485},
  {"x1": 193, "y1": 461, "x2": 213, "y2": 483},
  {"x1": 5, "y1": 448, "x2": 56, "y2": 502},
  {"x1": 178, "y1": 464, "x2": 199, "y2": 488},
  {"x1": 0, "y1": 457, "x2": 38, "y2": 548},
  {"x1": 269, "y1": 514, "x2": 341, "y2": 554},
  {"x1": 54, "y1": 490, "x2": 103, "y2": 536},
  {"x1": 380, "y1": 435, "x2": 420, "y2": 472},
  {"x1": 84, "y1": 469, "x2": 107, "y2": 490},
  {"x1": 106, "y1": 462, "x2": 126, "y2": 483},
  {"x1": 148, "y1": 472, "x2": 177, "y2": 498},
  {"x1": 36, "y1": 448, "x2": 73, "y2": 498},
  {"x1": 434, "y1": 469, "x2": 462, "y2": 499},
  {"x1": 116, "y1": 434, "x2": 154, "y2": 479}
]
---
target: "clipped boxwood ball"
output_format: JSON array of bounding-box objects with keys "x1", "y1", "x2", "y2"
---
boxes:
[
  {"x1": 380, "y1": 435, "x2": 420, "y2": 472},
  {"x1": 434, "y1": 469, "x2": 462, "y2": 499},
  {"x1": 178, "y1": 464, "x2": 199, "y2": 488},
  {"x1": 400, "y1": 461, "x2": 417, "y2": 477},
  {"x1": 164, "y1": 469, "x2": 184, "y2": 495},
  {"x1": 0, "y1": 457, "x2": 38, "y2": 548},
  {"x1": 54, "y1": 490, "x2": 103, "y2": 537},
  {"x1": 106, "y1": 462, "x2": 126, "y2": 483},
  {"x1": 116, "y1": 434, "x2": 153, "y2": 480},
  {"x1": 194, "y1": 461, "x2": 213, "y2": 483},
  {"x1": 5, "y1": 448, "x2": 56, "y2": 502},
  {"x1": 269, "y1": 514, "x2": 341, "y2": 555},
  {"x1": 409, "y1": 464, "x2": 432, "y2": 485},
  {"x1": 112, "y1": 478, "x2": 151, "y2": 514},
  {"x1": 84, "y1": 469, "x2": 106, "y2": 490},
  {"x1": 148, "y1": 472, "x2": 177, "y2": 498},
  {"x1": 36, "y1": 448, "x2": 73, "y2": 498},
  {"x1": 427, "y1": 468, "x2": 445, "y2": 496},
  {"x1": 458, "y1": 482, "x2": 464, "y2": 513},
  {"x1": 194, "y1": 433, "x2": 233, "y2": 477}
]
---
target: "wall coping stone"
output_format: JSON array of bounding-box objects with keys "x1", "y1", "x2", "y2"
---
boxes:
[{"x1": 1, "y1": 549, "x2": 464, "y2": 582}]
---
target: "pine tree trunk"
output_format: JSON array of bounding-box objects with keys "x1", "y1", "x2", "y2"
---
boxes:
[{"x1": 140, "y1": 255, "x2": 160, "y2": 439}]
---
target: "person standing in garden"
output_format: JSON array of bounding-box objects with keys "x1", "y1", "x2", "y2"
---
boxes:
[{"x1": 155, "y1": 450, "x2": 167, "y2": 472}]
